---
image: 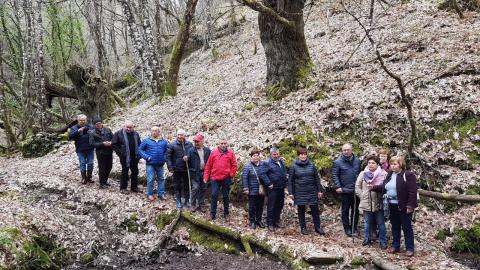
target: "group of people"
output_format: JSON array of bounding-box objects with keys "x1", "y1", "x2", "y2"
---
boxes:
[{"x1": 68, "y1": 115, "x2": 418, "y2": 257}]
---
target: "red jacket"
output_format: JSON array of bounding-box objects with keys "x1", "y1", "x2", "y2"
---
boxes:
[{"x1": 203, "y1": 148, "x2": 238, "y2": 182}]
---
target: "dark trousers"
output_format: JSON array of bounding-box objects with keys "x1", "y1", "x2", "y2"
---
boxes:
[
  {"x1": 341, "y1": 193, "x2": 360, "y2": 231},
  {"x1": 96, "y1": 153, "x2": 112, "y2": 185},
  {"x1": 191, "y1": 171, "x2": 206, "y2": 207},
  {"x1": 120, "y1": 156, "x2": 139, "y2": 191},
  {"x1": 298, "y1": 204, "x2": 321, "y2": 229},
  {"x1": 389, "y1": 203, "x2": 415, "y2": 251},
  {"x1": 267, "y1": 188, "x2": 284, "y2": 226},
  {"x1": 174, "y1": 171, "x2": 190, "y2": 199},
  {"x1": 248, "y1": 195, "x2": 265, "y2": 224},
  {"x1": 210, "y1": 178, "x2": 231, "y2": 218}
]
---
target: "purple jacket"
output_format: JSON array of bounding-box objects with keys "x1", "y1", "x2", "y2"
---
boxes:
[{"x1": 372, "y1": 170, "x2": 418, "y2": 211}]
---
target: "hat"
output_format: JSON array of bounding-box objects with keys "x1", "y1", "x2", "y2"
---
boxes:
[
  {"x1": 93, "y1": 117, "x2": 102, "y2": 124},
  {"x1": 193, "y1": 134, "x2": 204, "y2": 142}
]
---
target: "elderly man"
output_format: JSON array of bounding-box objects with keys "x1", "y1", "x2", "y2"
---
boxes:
[
  {"x1": 166, "y1": 129, "x2": 193, "y2": 209},
  {"x1": 260, "y1": 147, "x2": 285, "y2": 232},
  {"x1": 203, "y1": 138, "x2": 238, "y2": 221},
  {"x1": 187, "y1": 134, "x2": 211, "y2": 212},
  {"x1": 88, "y1": 117, "x2": 113, "y2": 188},
  {"x1": 112, "y1": 121, "x2": 141, "y2": 193},
  {"x1": 332, "y1": 143, "x2": 361, "y2": 237},
  {"x1": 68, "y1": 114, "x2": 94, "y2": 184},
  {"x1": 139, "y1": 126, "x2": 168, "y2": 201}
]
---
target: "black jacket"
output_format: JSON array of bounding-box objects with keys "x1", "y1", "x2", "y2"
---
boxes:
[
  {"x1": 166, "y1": 139, "x2": 194, "y2": 172},
  {"x1": 112, "y1": 129, "x2": 141, "y2": 158},
  {"x1": 187, "y1": 147, "x2": 211, "y2": 181},
  {"x1": 288, "y1": 160, "x2": 324, "y2": 206},
  {"x1": 89, "y1": 127, "x2": 113, "y2": 155}
]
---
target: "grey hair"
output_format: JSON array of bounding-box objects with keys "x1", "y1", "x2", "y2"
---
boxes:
[
  {"x1": 124, "y1": 120, "x2": 134, "y2": 127},
  {"x1": 151, "y1": 126, "x2": 160, "y2": 131},
  {"x1": 77, "y1": 114, "x2": 87, "y2": 120},
  {"x1": 177, "y1": 129, "x2": 186, "y2": 135},
  {"x1": 270, "y1": 147, "x2": 280, "y2": 154},
  {"x1": 342, "y1": 143, "x2": 353, "y2": 150}
]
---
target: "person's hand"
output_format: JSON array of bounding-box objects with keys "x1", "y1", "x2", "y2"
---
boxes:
[
  {"x1": 318, "y1": 192, "x2": 324, "y2": 199},
  {"x1": 268, "y1": 184, "x2": 274, "y2": 189},
  {"x1": 78, "y1": 127, "x2": 85, "y2": 132},
  {"x1": 367, "y1": 184, "x2": 374, "y2": 190},
  {"x1": 335, "y1": 187, "x2": 343, "y2": 194},
  {"x1": 203, "y1": 179, "x2": 209, "y2": 184},
  {"x1": 288, "y1": 195, "x2": 294, "y2": 200},
  {"x1": 183, "y1": 156, "x2": 188, "y2": 161},
  {"x1": 406, "y1": 207, "x2": 414, "y2": 214}
]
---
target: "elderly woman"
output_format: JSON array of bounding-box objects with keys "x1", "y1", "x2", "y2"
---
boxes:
[
  {"x1": 242, "y1": 149, "x2": 271, "y2": 229},
  {"x1": 355, "y1": 155, "x2": 388, "y2": 249},
  {"x1": 370, "y1": 156, "x2": 418, "y2": 257},
  {"x1": 288, "y1": 148, "x2": 325, "y2": 235},
  {"x1": 378, "y1": 148, "x2": 391, "y2": 173}
]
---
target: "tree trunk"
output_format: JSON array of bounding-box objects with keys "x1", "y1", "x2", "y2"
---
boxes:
[
  {"x1": 162, "y1": 0, "x2": 199, "y2": 96},
  {"x1": 258, "y1": 0, "x2": 312, "y2": 99},
  {"x1": 418, "y1": 189, "x2": 480, "y2": 203},
  {"x1": 0, "y1": 41, "x2": 18, "y2": 147}
]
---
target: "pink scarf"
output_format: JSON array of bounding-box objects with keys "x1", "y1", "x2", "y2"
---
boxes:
[{"x1": 363, "y1": 166, "x2": 383, "y2": 186}]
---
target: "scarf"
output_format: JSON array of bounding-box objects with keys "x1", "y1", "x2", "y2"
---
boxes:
[
  {"x1": 363, "y1": 166, "x2": 383, "y2": 185},
  {"x1": 122, "y1": 129, "x2": 138, "y2": 167}
]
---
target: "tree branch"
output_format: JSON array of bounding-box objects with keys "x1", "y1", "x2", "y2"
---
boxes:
[
  {"x1": 157, "y1": 3, "x2": 181, "y2": 25},
  {"x1": 237, "y1": 0, "x2": 295, "y2": 29}
]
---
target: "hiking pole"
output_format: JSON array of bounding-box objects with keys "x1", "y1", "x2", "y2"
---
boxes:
[
  {"x1": 352, "y1": 192, "x2": 357, "y2": 244},
  {"x1": 369, "y1": 189, "x2": 373, "y2": 239},
  {"x1": 182, "y1": 142, "x2": 192, "y2": 207}
]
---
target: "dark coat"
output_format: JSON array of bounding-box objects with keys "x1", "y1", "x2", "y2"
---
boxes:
[
  {"x1": 187, "y1": 147, "x2": 211, "y2": 181},
  {"x1": 242, "y1": 161, "x2": 266, "y2": 196},
  {"x1": 88, "y1": 127, "x2": 113, "y2": 156},
  {"x1": 111, "y1": 129, "x2": 141, "y2": 159},
  {"x1": 260, "y1": 158, "x2": 287, "y2": 189},
  {"x1": 68, "y1": 124, "x2": 94, "y2": 153},
  {"x1": 332, "y1": 154, "x2": 361, "y2": 193},
  {"x1": 288, "y1": 160, "x2": 324, "y2": 206},
  {"x1": 372, "y1": 170, "x2": 418, "y2": 212},
  {"x1": 166, "y1": 139, "x2": 194, "y2": 172},
  {"x1": 138, "y1": 137, "x2": 168, "y2": 166}
]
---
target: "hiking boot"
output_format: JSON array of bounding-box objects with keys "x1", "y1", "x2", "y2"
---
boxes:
[
  {"x1": 405, "y1": 250, "x2": 414, "y2": 257},
  {"x1": 249, "y1": 222, "x2": 257, "y2": 229},
  {"x1": 387, "y1": 247, "x2": 399, "y2": 254},
  {"x1": 256, "y1": 221, "x2": 266, "y2": 229},
  {"x1": 99, "y1": 184, "x2": 107, "y2": 189},
  {"x1": 345, "y1": 228, "x2": 352, "y2": 237},
  {"x1": 362, "y1": 239, "x2": 371, "y2": 246},
  {"x1": 268, "y1": 226, "x2": 276, "y2": 232},
  {"x1": 274, "y1": 222, "x2": 285, "y2": 229},
  {"x1": 87, "y1": 170, "x2": 94, "y2": 183},
  {"x1": 175, "y1": 195, "x2": 183, "y2": 209},
  {"x1": 148, "y1": 195, "x2": 155, "y2": 202},
  {"x1": 81, "y1": 171, "x2": 87, "y2": 184},
  {"x1": 120, "y1": 189, "x2": 128, "y2": 194},
  {"x1": 380, "y1": 243, "x2": 388, "y2": 250},
  {"x1": 315, "y1": 227, "x2": 326, "y2": 235},
  {"x1": 301, "y1": 227, "x2": 308, "y2": 235},
  {"x1": 185, "y1": 198, "x2": 191, "y2": 209}
]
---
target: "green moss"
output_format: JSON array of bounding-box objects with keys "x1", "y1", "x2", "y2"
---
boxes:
[
  {"x1": 79, "y1": 252, "x2": 95, "y2": 265},
  {"x1": 451, "y1": 223, "x2": 480, "y2": 254},
  {"x1": 155, "y1": 212, "x2": 176, "y2": 230},
  {"x1": 20, "y1": 132, "x2": 59, "y2": 158},
  {"x1": 466, "y1": 151, "x2": 480, "y2": 165},
  {"x1": 16, "y1": 234, "x2": 70, "y2": 270},
  {"x1": 431, "y1": 115, "x2": 480, "y2": 150},
  {"x1": 244, "y1": 103, "x2": 254, "y2": 111},
  {"x1": 350, "y1": 256, "x2": 367, "y2": 266},
  {"x1": 121, "y1": 213, "x2": 147, "y2": 233},
  {"x1": 0, "y1": 191, "x2": 16, "y2": 198},
  {"x1": 276, "y1": 245, "x2": 311, "y2": 270},
  {"x1": 187, "y1": 224, "x2": 238, "y2": 254},
  {"x1": 435, "y1": 229, "x2": 448, "y2": 242},
  {"x1": 211, "y1": 48, "x2": 221, "y2": 61},
  {"x1": 466, "y1": 184, "x2": 480, "y2": 195}
]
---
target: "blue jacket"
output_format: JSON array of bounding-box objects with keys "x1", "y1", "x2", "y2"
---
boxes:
[
  {"x1": 288, "y1": 160, "x2": 324, "y2": 205},
  {"x1": 187, "y1": 147, "x2": 211, "y2": 181},
  {"x1": 166, "y1": 139, "x2": 194, "y2": 172},
  {"x1": 139, "y1": 137, "x2": 168, "y2": 166},
  {"x1": 68, "y1": 124, "x2": 94, "y2": 153},
  {"x1": 332, "y1": 154, "x2": 361, "y2": 193},
  {"x1": 259, "y1": 158, "x2": 287, "y2": 189},
  {"x1": 242, "y1": 161, "x2": 266, "y2": 196}
]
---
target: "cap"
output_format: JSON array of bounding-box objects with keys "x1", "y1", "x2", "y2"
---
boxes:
[
  {"x1": 193, "y1": 134, "x2": 204, "y2": 142},
  {"x1": 93, "y1": 117, "x2": 102, "y2": 124}
]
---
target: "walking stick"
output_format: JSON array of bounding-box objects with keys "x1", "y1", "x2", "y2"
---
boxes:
[
  {"x1": 182, "y1": 142, "x2": 192, "y2": 206},
  {"x1": 369, "y1": 189, "x2": 373, "y2": 240},
  {"x1": 352, "y1": 192, "x2": 357, "y2": 244}
]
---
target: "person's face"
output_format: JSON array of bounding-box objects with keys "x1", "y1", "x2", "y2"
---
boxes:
[
  {"x1": 194, "y1": 140, "x2": 204, "y2": 148},
  {"x1": 367, "y1": 160, "x2": 379, "y2": 171},
  {"x1": 390, "y1": 161, "x2": 401, "y2": 173},
  {"x1": 379, "y1": 154, "x2": 388, "y2": 164},
  {"x1": 177, "y1": 133, "x2": 185, "y2": 141},
  {"x1": 78, "y1": 117, "x2": 87, "y2": 127},
  {"x1": 125, "y1": 124, "x2": 134, "y2": 133},
  {"x1": 342, "y1": 146, "x2": 352, "y2": 157},
  {"x1": 250, "y1": 153, "x2": 260, "y2": 163},
  {"x1": 299, "y1": 153, "x2": 307, "y2": 161},
  {"x1": 95, "y1": 122, "x2": 103, "y2": 129},
  {"x1": 151, "y1": 129, "x2": 160, "y2": 138},
  {"x1": 271, "y1": 152, "x2": 280, "y2": 161},
  {"x1": 218, "y1": 140, "x2": 227, "y2": 151}
]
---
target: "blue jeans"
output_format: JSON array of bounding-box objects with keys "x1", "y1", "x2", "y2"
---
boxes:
[
  {"x1": 210, "y1": 178, "x2": 231, "y2": 218},
  {"x1": 389, "y1": 203, "x2": 414, "y2": 251},
  {"x1": 364, "y1": 210, "x2": 387, "y2": 246},
  {"x1": 76, "y1": 150, "x2": 94, "y2": 173},
  {"x1": 146, "y1": 165, "x2": 165, "y2": 197}
]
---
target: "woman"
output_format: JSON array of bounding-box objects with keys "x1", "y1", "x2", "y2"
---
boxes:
[
  {"x1": 370, "y1": 156, "x2": 418, "y2": 257},
  {"x1": 288, "y1": 148, "x2": 325, "y2": 235},
  {"x1": 378, "y1": 148, "x2": 391, "y2": 173},
  {"x1": 355, "y1": 155, "x2": 388, "y2": 249},
  {"x1": 242, "y1": 149, "x2": 268, "y2": 229}
]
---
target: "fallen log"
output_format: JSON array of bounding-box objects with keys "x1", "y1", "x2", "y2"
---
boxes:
[
  {"x1": 149, "y1": 210, "x2": 181, "y2": 260},
  {"x1": 371, "y1": 257, "x2": 403, "y2": 270},
  {"x1": 418, "y1": 189, "x2": 480, "y2": 203}
]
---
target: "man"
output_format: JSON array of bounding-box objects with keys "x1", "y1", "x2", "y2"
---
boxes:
[
  {"x1": 88, "y1": 117, "x2": 113, "y2": 188},
  {"x1": 166, "y1": 129, "x2": 193, "y2": 209},
  {"x1": 332, "y1": 143, "x2": 361, "y2": 237},
  {"x1": 260, "y1": 148, "x2": 285, "y2": 232},
  {"x1": 112, "y1": 121, "x2": 141, "y2": 193},
  {"x1": 68, "y1": 114, "x2": 94, "y2": 184},
  {"x1": 139, "y1": 126, "x2": 168, "y2": 201},
  {"x1": 187, "y1": 134, "x2": 211, "y2": 212},
  {"x1": 203, "y1": 138, "x2": 238, "y2": 221}
]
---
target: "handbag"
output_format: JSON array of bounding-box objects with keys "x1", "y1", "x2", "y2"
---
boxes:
[{"x1": 251, "y1": 163, "x2": 265, "y2": 196}]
